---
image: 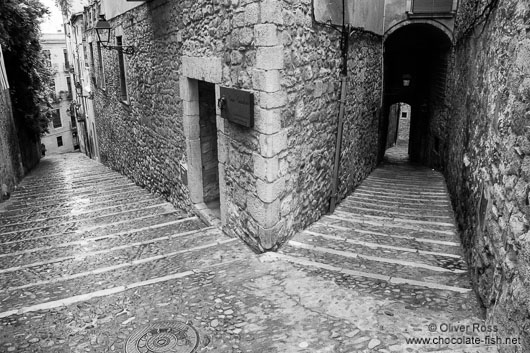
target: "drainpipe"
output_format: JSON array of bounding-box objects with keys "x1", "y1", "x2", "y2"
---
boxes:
[{"x1": 329, "y1": 0, "x2": 349, "y2": 213}]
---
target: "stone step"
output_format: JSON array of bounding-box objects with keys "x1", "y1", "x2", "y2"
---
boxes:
[
  {"x1": 333, "y1": 209, "x2": 456, "y2": 229},
  {"x1": 336, "y1": 203, "x2": 454, "y2": 222},
  {"x1": 11, "y1": 173, "x2": 126, "y2": 196},
  {"x1": 344, "y1": 195, "x2": 452, "y2": 210},
  {"x1": 360, "y1": 178, "x2": 447, "y2": 191},
  {"x1": 9, "y1": 179, "x2": 136, "y2": 202},
  {"x1": 326, "y1": 213, "x2": 457, "y2": 236},
  {"x1": 320, "y1": 216, "x2": 460, "y2": 243},
  {"x1": 308, "y1": 223, "x2": 463, "y2": 255},
  {"x1": 0, "y1": 216, "x2": 205, "y2": 255},
  {"x1": 0, "y1": 198, "x2": 166, "y2": 230},
  {"x1": 0, "y1": 203, "x2": 177, "y2": 236},
  {"x1": 0, "y1": 225, "x2": 218, "y2": 281},
  {"x1": 352, "y1": 191, "x2": 452, "y2": 204},
  {"x1": 1, "y1": 184, "x2": 140, "y2": 211},
  {"x1": 272, "y1": 249, "x2": 471, "y2": 293},
  {"x1": 339, "y1": 199, "x2": 451, "y2": 215},
  {"x1": 356, "y1": 185, "x2": 448, "y2": 197},
  {"x1": 0, "y1": 210, "x2": 189, "y2": 244},
  {"x1": 0, "y1": 187, "x2": 151, "y2": 216},
  {"x1": 0, "y1": 235, "x2": 244, "y2": 315},
  {"x1": 296, "y1": 231, "x2": 466, "y2": 272}
]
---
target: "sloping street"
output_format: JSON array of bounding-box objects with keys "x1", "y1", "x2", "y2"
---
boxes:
[{"x1": 0, "y1": 153, "x2": 505, "y2": 352}]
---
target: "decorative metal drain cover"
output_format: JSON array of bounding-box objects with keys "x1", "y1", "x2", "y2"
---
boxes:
[{"x1": 125, "y1": 321, "x2": 200, "y2": 353}]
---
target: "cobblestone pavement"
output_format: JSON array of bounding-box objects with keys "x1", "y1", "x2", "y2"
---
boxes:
[{"x1": 0, "y1": 153, "x2": 501, "y2": 352}]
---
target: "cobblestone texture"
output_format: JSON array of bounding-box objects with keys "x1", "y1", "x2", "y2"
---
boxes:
[{"x1": 0, "y1": 153, "x2": 503, "y2": 352}]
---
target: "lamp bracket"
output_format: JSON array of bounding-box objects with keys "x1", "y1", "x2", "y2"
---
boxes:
[{"x1": 102, "y1": 44, "x2": 135, "y2": 55}]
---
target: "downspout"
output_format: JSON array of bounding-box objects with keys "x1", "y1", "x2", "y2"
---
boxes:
[{"x1": 329, "y1": 0, "x2": 349, "y2": 213}]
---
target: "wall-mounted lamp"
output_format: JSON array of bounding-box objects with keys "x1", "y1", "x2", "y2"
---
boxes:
[
  {"x1": 95, "y1": 15, "x2": 135, "y2": 55},
  {"x1": 402, "y1": 74, "x2": 412, "y2": 87},
  {"x1": 75, "y1": 82, "x2": 83, "y2": 96}
]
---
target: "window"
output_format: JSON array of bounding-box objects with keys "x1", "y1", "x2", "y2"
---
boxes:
[
  {"x1": 401, "y1": 112, "x2": 407, "y2": 118},
  {"x1": 116, "y1": 36, "x2": 128, "y2": 101},
  {"x1": 96, "y1": 42, "x2": 106, "y2": 89},
  {"x1": 63, "y1": 49, "x2": 69, "y2": 69},
  {"x1": 66, "y1": 77, "x2": 73, "y2": 99},
  {"x1": 51, "y1": 109, "x2": 62, "y2": 128},
  {"x1": 57, "y1": 136, "x2": 63, "y2": 147}
]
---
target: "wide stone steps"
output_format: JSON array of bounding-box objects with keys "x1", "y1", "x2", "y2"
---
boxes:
[{"x1": 278, "y1": 164, "x2": 471, "y2": 294}]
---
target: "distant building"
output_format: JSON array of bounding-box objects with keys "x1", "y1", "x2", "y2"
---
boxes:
[{"x1": 40, "y1": 32, "x2": 79, "y2": 155}]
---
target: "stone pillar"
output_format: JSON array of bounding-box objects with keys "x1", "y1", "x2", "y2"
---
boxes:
[{"x1": 248, "y1": 4, "x2": 288, "y2": 251}]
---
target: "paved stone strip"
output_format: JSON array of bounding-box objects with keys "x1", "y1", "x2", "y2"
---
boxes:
[
  {"x1": 0, "y1": 223, "x2": 213, "y2": 273},
  {"x1": 334, "y1": 210, "x2": 455, "y2": 227},
  {"x1": 0, "y1": 217, "x2": 199, "y2": 247},
  {"x1": 326, "y1": 215, "x2": 456, "y2": 235},
  {"x1": 0, "y1": 217, "x2": 205, "y2": 258},
  {"x1": 0, "y1": 203, "x2": 174, "y2": 235},
  {"x1": 303, "y1": 231, "x2": 462, "y2": 259},
  {"x1": 0, "y1": 199, "x2": 167, "y2": 229},
  {"x1": 0, "y1": 237, "x2": 235, "y2": 293},
  {"x1": 291, "y1": 239, "x2": 465, "y2": 273},
  {"x1": 12, "y1": 174, "x2": 128, "y2": 196},
  {"x1": 0, "y1": 186, "x2": 146, "y2": 213},
  {"x1": 345, "y1": 196, "x2": 451, "y2": 210},
  {"x1": 265, "y1": 253, "x2": 471, "y2": 293},
  {"x1": 0, "y1": 258, "x2": 241, "y2": 319},
  {"x1": 312, "y1": 222, "x2": 461, "y2": 247},
  {"x1": 337, "y1": 204, "x2": 453, "y2": 220}
]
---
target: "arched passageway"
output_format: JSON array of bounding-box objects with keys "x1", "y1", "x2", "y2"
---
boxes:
[{"x1": 381, "y1": 23, "x2": 452, "y2": 166}]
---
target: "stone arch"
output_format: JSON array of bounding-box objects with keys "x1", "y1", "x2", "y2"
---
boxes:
[{"x1": 384, "y1": 19, "x2": 453, "y2": 45}]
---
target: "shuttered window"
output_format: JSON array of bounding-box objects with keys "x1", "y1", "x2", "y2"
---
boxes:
[{"x1": 412, "y1": 0, "x2": 453, "y2": 13}]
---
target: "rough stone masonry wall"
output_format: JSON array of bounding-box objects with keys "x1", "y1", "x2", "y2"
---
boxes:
[
  {"x1": 0, "y1": 89, "x2": 23, "y2": 202},
  {"x1": 444, "y1": 0, "x2": 530, "y2": 350},
  {"x1": 93, "y1": 0, "x2": 190, "y2": 210},
  {"x1": 279, "y1": 0, "x2": 382, "y2": 237}
]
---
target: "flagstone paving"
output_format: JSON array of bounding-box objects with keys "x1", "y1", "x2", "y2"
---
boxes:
[{"x1": 0, "y1": 152, "x2": 505, "y2": 352}]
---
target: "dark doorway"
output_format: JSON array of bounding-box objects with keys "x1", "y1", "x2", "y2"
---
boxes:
[
  {"x1": 381, "y1": 23, "x2": 452, "y2": 166},
  {"x1": 198, "y1": 81, "x2": 220, "y2": 218}
]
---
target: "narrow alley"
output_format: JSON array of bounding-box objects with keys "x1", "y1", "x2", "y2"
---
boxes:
[{"x1": 0, "y1": 153, "x2": 501, "y2": 352}]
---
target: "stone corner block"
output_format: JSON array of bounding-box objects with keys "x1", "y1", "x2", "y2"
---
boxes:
[
  {"x1": 261, "y1": 0, "x2": 283, "y2": 25},
  {"x1": 254, "y1": 107, "x2": 282, "y2": 135},
  {"x1": 253, "y1": 153, "x2": 279, "y2": 182},
  {"x1": 182, "y1": 56, "x2": 223, "y2": 83},
  {"x1": 254, "y1": 24, "x2": 278, "y2": 47},
  {"x1": 260, "y1": 91, "x2": 287, "y2": 109},
  {"x1": 247, "y1": 195, "x2": 280, "y2": 228},
  {"x1": 252, "y1": 69, "x2": 281, "y2": 93},
  {"x1": 259, "y1": 130, "x2": 288, "y2": 158},
  {"x1": 257, "y1": 177, "x2": 286, "y2": 203},
  {"x1": 256, "y1": 46, "x2": 284, "y2": 70},
  {"x1": 258, "y1": 220, "x2": 285, "y2": 250}
]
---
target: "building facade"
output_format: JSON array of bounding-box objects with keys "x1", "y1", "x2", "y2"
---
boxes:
[
  {"x1": 40, "y1": 32, "x2": 80, "y2": 155},
  {"x1": 57, "y1": 0, "x2": 459, "y2": 252}
]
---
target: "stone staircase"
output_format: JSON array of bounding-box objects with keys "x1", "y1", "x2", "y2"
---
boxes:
[{"x1": 278, "y1": 164, "x2": 470, "y2": 293}]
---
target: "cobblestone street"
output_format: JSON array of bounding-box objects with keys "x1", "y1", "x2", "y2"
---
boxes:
[{"x1": 0, "y1": 153, "x2": 501, "y2": 352}]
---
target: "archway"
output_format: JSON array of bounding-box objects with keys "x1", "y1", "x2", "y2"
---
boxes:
[{"x1": 380, "y1": 23, "x2": 452, "y2": 166}]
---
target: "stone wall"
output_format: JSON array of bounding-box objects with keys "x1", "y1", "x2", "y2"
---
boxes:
[
  {"x1": 443, "y1": 0, "x2": 530, "y2": 350},
  {"x1": 93, "y1": 0, "x2": 190, "y2": 210},
  {"x1": 279, "y1": 1, "x2": 382, "y2": 240},
  {"x1": 0, "y1": 89, "x2": 23, "y2": 202},
  {"x1": 93, "y1": 0, "x2": 382, "y2": 251}
]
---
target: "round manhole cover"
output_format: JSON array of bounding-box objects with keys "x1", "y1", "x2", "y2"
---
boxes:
[{"x1": 125, "y1": 321, "x2": 200, "y2": 353}]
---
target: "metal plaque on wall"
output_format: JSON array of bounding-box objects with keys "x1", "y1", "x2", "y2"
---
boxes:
[{"x1": 219, "y1": 86, "x2": 254, "y2": 128}]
